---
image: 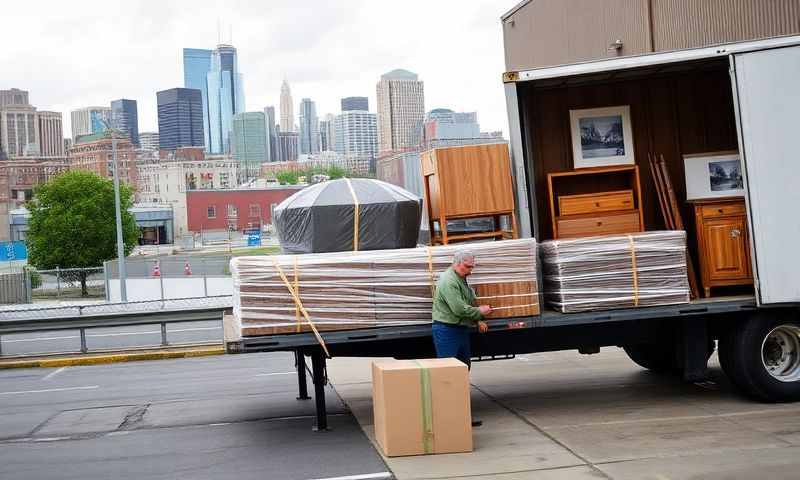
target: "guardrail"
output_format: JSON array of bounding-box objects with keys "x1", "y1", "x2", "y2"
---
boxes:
[{"x1": 0, "y1": 296, "x2": 232, "y2": 356}]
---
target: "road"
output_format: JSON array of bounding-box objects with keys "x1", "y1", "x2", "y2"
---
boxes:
[
  {"x1": 1, "y1": 321, "x2": 223, "y2": 356},
  {"x1": 0, "y1": 352, "x2": 389, "y2": 480}
]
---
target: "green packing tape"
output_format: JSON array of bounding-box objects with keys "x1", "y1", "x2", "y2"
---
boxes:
[{"x1": 414, "y1": 360, "x2": 434, "y2": 454}]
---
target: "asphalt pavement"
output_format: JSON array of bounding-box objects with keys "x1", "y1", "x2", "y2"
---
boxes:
[{"x1": 0, "y1": 352, "x2": 390, "y2": 480}]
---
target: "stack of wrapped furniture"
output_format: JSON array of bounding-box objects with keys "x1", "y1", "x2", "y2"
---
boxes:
[
  {"x1": 540, "y1": 231, "x2": 690, "y2": 313},
  {"x1": 231, "y1": 238, "x2": 538, "y2": 338}
]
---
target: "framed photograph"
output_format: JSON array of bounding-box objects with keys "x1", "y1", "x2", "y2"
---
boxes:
[
  {"x1": 683, "y1": 151, "x2": 744, "y2": 200},
  {"x1": 569, "y1": 106, "x2": 635, "y2": 168}
]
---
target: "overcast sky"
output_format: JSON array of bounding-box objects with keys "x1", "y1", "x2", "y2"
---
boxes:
[{"x1": 4, "y1": 0, "x2": 517, "y2": 138}]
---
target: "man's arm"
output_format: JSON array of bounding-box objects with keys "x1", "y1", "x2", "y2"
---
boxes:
[{"x1": 439, "y1": 279, "x2": 483, "y2": 322}]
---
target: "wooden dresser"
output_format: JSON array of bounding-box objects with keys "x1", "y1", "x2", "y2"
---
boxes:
[
  {"x1": 547, "y1": 165, "x2": 644, "y2": 239},
  {"x1": 691, "y1": 198, "x2": 753, "y2": 297}
]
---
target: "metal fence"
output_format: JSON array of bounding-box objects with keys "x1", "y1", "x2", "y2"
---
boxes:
[
  {"x1": 30, "y1": 267, "x2": 106, "y2": 300},
  {"x1": 0, "y1": 272, "x2": 30, "y2": 304}
]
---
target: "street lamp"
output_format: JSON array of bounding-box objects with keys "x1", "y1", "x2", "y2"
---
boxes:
[{"x1": 99, "y1": 119, "x2": 128, "y2": 302}]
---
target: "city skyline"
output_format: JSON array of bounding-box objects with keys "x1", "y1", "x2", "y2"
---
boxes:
[{"x1": 1, "y1": 1, "x2": 511, "y2": 139}]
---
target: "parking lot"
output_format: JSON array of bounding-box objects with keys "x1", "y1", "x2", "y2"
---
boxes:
[{"x1": 4, "y1": 347, "x2": 800, "y2": 479}]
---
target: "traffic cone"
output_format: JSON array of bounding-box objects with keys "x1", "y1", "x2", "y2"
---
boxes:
[
  {"x1": 152, "y1": 261, "x2": 161, "y2": 277},
  {"x1": 184, "y1": 261, "x2": 192, "y2": 276}
]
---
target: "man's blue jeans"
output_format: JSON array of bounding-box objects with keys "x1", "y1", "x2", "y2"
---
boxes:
[{"x1": 432, "y1": 321, "x2": 471, "y2": 369}]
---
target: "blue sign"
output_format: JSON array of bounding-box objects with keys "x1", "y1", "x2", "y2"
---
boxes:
[
  {"x1": 247, "y1": 231, "x2": 262, "y2": 247},
  {"x1": 0, "y1": 241, "x2": 27, "y2": 261}
]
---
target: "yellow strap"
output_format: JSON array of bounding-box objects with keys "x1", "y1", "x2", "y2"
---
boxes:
[
  {"x1": 628, "y1": 235, "x2": 640, "y2": 307},
  {"x1": 293, "y1": 257, "x2": 301, "y2": 333},
  {"x1": 344, "y1": 178, "x2": 360, "y2": 251},
  {"x1": 426, "y1": 247, "x2": 436, "y2": 297},
  {"x1": 413, "y1": 360, "x2": 434, "y2": 454},
  {"x1": 271, "y1": 258, "x2": 331, "y2": 358}
]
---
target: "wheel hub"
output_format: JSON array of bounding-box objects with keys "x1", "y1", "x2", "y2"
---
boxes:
[{"x1": 762, "y1": 325, "x2": 800, "y2": 382}]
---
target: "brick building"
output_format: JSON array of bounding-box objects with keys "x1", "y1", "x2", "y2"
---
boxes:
[
  {"x1": 68, "y1": 131, "x2": 137, "y2": 187},
  {"x1": 186, "y1": 186, "x2": 304, "y2": 233}
]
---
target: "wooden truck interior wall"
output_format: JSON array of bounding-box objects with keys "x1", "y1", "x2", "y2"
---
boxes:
[{"x1": 519, "y1": 59, "x2": 739, "y2": 275}]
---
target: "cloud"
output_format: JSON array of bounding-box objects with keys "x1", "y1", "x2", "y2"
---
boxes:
[{"x1": 2, "y1": 0, "x2": 514, "y2": 137}]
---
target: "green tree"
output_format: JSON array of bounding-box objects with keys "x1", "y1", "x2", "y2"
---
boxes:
[{"x1": 27, "y1": 171, "x2": 139, "y2": 296}]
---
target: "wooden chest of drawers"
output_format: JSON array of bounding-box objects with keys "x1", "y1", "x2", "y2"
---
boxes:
[
  {"x1": 547, "y1": 166, "x2": 644, "y2": 239},
  {"x1": 691, "y1": 198, "x2": 753, "y2": 297}
]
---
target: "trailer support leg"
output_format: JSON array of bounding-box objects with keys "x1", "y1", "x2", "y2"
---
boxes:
[
  {"x1": 295, "y1": 349, "x2": 310, "y2": 400},
  {"x1": 311, "y1": 349, "x2": 329, "y2": 431},
  {"x1": 682, "y1": 318, "x2": 709, "y2": 382}
]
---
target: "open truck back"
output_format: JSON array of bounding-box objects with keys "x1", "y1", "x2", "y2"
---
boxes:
[{"x1": 226, "y1": 6, "x2": 800, "y2": 428}]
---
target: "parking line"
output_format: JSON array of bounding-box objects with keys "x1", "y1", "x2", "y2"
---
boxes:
[
  {"x1": 307, "y1": 473, "x2": 392, "y2": 480},
  {"x1": 0, "y1": 385, "x2": 98, "y2": 396},
  {"x1": 255, "y1": 372, "x2": 295, "y2": 377},
  {"x1": 41, "y1": 366, "x2": 67, "y2": 381}
]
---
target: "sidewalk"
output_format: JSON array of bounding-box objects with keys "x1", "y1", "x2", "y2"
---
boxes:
[{"x1": 326, "y1": 357, "x2": 596, "y2": 480}]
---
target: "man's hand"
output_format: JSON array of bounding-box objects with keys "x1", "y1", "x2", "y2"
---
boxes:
[
  {"x1": 477, "y1": 321, "x2": 489, "y2": 334},
  {"x1": 478, "y1": 305, "x2": 492, "y2": 316}
]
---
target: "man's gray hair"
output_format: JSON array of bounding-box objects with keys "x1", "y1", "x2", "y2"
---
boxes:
[{"x1": 453, "y1": 249, "x2": 475, "y2": 265}]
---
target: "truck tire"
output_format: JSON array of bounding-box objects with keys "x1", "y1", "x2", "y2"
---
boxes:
[
  {"x1": 624, "y1": 339, "x2": 715, "y2": 374},
  {"x1": 719, "y1": 312, "x2": 800, "y2": 402},
  {"x1": 623, "y1": 343, "x2": 679, "y2": 373}
]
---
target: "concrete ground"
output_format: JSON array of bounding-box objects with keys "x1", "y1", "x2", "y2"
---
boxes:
[{"x1": 327, "y1": 348, "x2": 800, "y2": 480}]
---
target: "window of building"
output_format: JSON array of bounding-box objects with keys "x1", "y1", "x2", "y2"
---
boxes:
[
  {"x1": 207, "y1": 205, "x2": 216, "y2": 219},
  {"x1": 249, "y1": 204, "x2": 261, "y2": 218},
  {"x1": 227, "y1": 204, "x2": 238, "y2": 218}
]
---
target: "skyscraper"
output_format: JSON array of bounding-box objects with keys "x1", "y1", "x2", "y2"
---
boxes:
[
  {"x1": 156, "y1": 88, "x2": 204, "y2": 151},
  {"x1": 263, "y1": 106, "x2": 278, "y2": 162},
  {"x1": 38, "y1": 111, "x2": 65, "y2": 157},
  {"x1": 334, "y1": 111, "x2": 377, "y2": 158},
  {"x1": 206, "y1": 44, "x2": 245, "y2": 154},
  {"x1": 0, "y1": 88, "x2": 29, "y2": 108},
  {"x1": 279, "y1": 80, "x2": 294, "y2": 132},
  {"x1": 319, "y1": 113, "x2": 336, "y2": 152},
  {"x1": 232, "y1": 111, "x2": 267, "y2": 181},
  {"x1": 110, "y1": 99, "x2": 140, "y2": 147},
  {"x1": 0, "y1": 103, "x2": 39, "y2": 157},
  {"x1": 277, "y1": 131, "x2": 299, "y2": 161},
  {"x1": 70, "y1": 107, "x2": 112, "y2": 141},
  {"x1": 298, "y1": 98, "x2": 320, "y2": 155},
  {"x1": 183, "y1": 48, "x2": 212, "y2": 150},
  {"x1": 376, "y1": 69, "x2": 425, "y2": 152},
  {"x1": 341, "y1": 96, "x2": 369, "y2": 112}
]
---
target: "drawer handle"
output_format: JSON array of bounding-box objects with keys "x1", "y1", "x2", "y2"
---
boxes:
[
  {"x1": 718, "y1": 208, "x2": 724, "y2": 214},
  {"x1": 595, "y1": 202, "x2": 600, "y2": 207},
  {"x1": 596, "y1": 221, "x2": 603, "y2": 226},
  {"x1": 731, "y1": 229, "x2": 741, "y2": 238}
]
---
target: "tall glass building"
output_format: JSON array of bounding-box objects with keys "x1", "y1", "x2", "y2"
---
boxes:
[
  {"x1": 110, "y1": 99, "x2": 140, "y2": 147},
  {"x1": 298, "y1": 98, "x2": 320, "y2": 155},
  {"x1": 182, "y1": 48, "x2": 212, "y2": 150},
  {"x1": 156, "y1": 88, "x2": 204, "y2": 150},
  {"x1": 263, "y1": 106, "x2": 277, "y2": 162},
  {"x1": 232, "y1": 111, "x2": 267, "y2": 181},
  {"x1": 206, "y1": 44, "x2": 245, "y2": 154}
]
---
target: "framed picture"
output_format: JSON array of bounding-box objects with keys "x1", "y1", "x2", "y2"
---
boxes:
[
  {"x1": 683, "y1": 151, "x2": 744, "y2": 200},
  {"x1": 569, "y1": 106, "x2": 635, "y2": 169}
]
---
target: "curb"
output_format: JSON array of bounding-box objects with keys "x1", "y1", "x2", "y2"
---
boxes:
[{"x1": 0, "y1": 346, "x2": 226, "y2": 369}]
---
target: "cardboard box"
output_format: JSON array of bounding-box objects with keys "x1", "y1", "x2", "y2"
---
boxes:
[{"x1": 372, "y1": 358, "x2": 472, "y2": 457}]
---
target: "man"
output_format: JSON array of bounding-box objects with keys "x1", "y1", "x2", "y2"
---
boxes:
[{"x1": 431, "y1": 249, "x2": 492, "y2": 426}]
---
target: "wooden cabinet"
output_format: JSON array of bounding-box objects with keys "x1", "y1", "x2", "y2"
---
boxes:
[
  {"x1": 692, "y1": 198, "x2": 753, "y2": 297},
  {"x1": 547, "y1": 166, "x2": 644, "y2": 239},
  {"x1": 421, "y1": 143, "x2": 517, "y2": 244}
]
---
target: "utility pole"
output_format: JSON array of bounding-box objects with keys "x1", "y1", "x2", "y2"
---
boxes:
[{"x1": 102, "y1": 120, "x2": 128, "y2": 302}]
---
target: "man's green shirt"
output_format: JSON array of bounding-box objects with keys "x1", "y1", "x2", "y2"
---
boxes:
[{"x1": 432, "y1": 267, "x2": 483, "y2": 326}]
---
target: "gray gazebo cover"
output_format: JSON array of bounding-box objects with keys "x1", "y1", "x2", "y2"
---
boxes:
[{"x1": 274, "y1": 178, "x2": 422, "y2": 253}]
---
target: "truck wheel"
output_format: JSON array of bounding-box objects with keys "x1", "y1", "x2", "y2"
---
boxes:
[
  {"x1": 624, "y1": 339, "x2": 714, "y2": 374},
  {"x1": 623, "y1": 343, "x2": 679, "y2": 373},
  {"x1": 719, "y1": 312, "x2": 800, "y2": 402}
]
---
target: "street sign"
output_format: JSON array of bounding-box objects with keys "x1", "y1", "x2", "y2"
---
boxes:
[
  {"x1": 0, "y1": 241, "x2": 27, "y2": 261},
  {"x1": 246, "y1": 230, "x2": 262, "y2": 246}
]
